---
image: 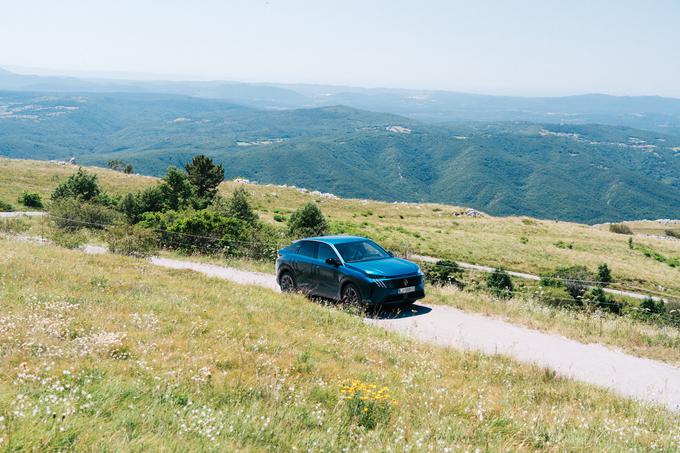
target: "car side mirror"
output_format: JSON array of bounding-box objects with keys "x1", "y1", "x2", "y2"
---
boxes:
[{"x1": 325, "y1": 258, "x2": 341, "y2": 266}]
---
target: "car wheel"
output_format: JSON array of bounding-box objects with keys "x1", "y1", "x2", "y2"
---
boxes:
[
  {"x1": 341, "y1": 283, "x2": 362, "y2": 305},
  {"x1": 279, "y1": 271, "x2": 297, "y2": 293}
]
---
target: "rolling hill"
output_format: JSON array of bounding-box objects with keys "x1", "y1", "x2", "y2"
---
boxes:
[
  {"x1": 1, "y1": 90, "x2": 679, "y2": 223},
  {"x1": 4, "y1": 67, "x2": 680, "y2": 133}
]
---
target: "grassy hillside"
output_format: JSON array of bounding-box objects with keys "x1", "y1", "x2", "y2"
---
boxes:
[
  {"x1": 2, "y1": 91, "x2": 680, "y2": 222},
  {"x1": 1, "y1": 237, "x2": 679, "y2": 450},
  {"x1": 3, "y1": 157, "x2": 680, "y2": 300}
]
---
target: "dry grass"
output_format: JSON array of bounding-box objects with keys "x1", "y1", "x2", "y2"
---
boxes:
[
  {"x1": 2, "y1": 158, "x2": 679, "y2": 298},
  {"x1": 428, "y1": 285, "x2": 680, "y2": 366},
  {"x1": 1, "y1": 238, "x2": 679, "y2": 451}
]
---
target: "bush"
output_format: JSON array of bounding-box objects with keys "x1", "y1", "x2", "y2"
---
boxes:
[
  {"x1": 551, "y1": 265, "x2": 593, "y2": 301},
  {"x1": 107, "y1": 159, "x2": 133, "y2": 174},
  {"x1": 597, "y1": 263, "x2": 612, "y2": 287},
  {"x1": 609, "y1": 223, "x2": 633, "y2": 235},
  {"x1": 50, "y1": 199, "x2": 121, "y2": 231},
  {"x1": 18, "y1": 192, "x2": 43, "y2": 208},
  {"x1": 141, "y1": 209, "x2": 247, "y2": 255},
  {"x1": 486, "y1": 268, "x2": 513, "y2": 298},
  {"x1": 424, "y1": 260, "x2": 464, "y2": 287},
  {"x1": 665, "y1": 229, "x2": 680, "y2": 239},
  {"x1": 50, "y1": 230, "x2": 86, "y2": 249},
  {"x1": 227, "y1": 187, "x2": 258, "y2": 224},
  {"x1": 106, "y1": 224, "x2": 158, "y2": 257},
  {"x1": 52, "y1": 168, "x2": 109, "y2": 203},
  {"x1": 584, "y1": 287, "x2": 622, "y2": 314},
  {"x1": 534, "y1": 286, "x2": 577, "y2": 308},
  {"x1": 0, "y1": 200, "x2": 14, "y2": 212},
  {"x1": 288, "y1": 203, "x2": 329, "y2": 238}
]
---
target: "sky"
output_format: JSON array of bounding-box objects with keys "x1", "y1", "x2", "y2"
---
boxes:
[{"x1": 1, "y1": 0, "x2": 679, "y2": 97}]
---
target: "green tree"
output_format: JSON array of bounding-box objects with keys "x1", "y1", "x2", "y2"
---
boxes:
[
  {"x1": 118, "y1": 193, "x2": 138, "y2": 224},
  {"x1": 185, "y1": 155, "x2": 224, "y2": 201},
  {"x1": 159, "y1": 166, "x2": 194, "y2": 211},
  {"x1": 228, "y1": 186, "x2": 258, "y2": 224},
  {"x1": 51, "y1": 168, "x2": 105, "y2": 203},
  {"x1": 288, "y1": 202, "x2": 329, "y2": 238},
  {"x1": 486, "y1": 268, "x2": 514, "y2": 298},
  {"x1": 597, "y1": 263, "x2": 612, "y2": 287}
]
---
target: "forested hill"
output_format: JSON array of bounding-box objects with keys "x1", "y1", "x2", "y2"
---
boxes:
[{"x1": 1, "y1": 90, "x2": 679, "y2": 223}]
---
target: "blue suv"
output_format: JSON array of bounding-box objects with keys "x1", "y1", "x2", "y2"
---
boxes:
[{"x1": 276, "y1": 236, "x2": 425, "y2": 305}]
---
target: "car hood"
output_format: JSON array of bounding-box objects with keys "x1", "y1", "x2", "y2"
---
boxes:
[{"x1": 345, "y1": 257, "x2": 420, "y2": 277}]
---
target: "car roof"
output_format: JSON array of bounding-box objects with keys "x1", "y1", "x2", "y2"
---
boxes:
[{"x1": 300, "y1": 235, "x2": 368, "y2": 245}]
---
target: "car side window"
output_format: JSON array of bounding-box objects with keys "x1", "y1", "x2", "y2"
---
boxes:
[
  {"x1": 285, "y1": 243, "x2": 301, "y2": 254},
  {"x1": 316, "y1": 243, "x2": 339, "y2": 262},
  {"x1": 298, "y1": 241, "x2": 318, "y2": 258}
]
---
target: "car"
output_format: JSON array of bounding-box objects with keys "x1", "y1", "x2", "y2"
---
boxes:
[{"x1": 275, "y1": 235, "x2": 425, "y2": 305}]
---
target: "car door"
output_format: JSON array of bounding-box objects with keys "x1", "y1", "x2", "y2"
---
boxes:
[
  {"x1": 314, "y1": 242, "x2": 343, "y2": 298},
  {"x1": 294, "y1": 240, "x2": 318, "y2": 293}
]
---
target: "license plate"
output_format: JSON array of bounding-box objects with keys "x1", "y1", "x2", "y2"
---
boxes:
[{"x1": 398, "y1": 286, "x2": 415, "y2": 294}]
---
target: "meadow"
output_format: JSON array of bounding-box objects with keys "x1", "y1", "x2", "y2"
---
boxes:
[
  {"x1": 2, "y1": 158, "x2": 679, "y2": 300},
  {"x1": 1, "y1": 237, "x2": 679, "y2": 450}
]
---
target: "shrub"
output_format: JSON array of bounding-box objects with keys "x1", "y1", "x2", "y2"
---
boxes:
[
  {"x1": 50, "y1": 198, "x2": 120, "y2": 231},
  {"x1": 597, "y1": 263, "x2": 612, "y2": 287},
  {"x1": 534, "y1": 286, "x2": 578, "y2": 308},
  {"x1": 0, "y1": 200, "x2": 14, "y2": 212},
  {"x1": 227, "y1": 187, "x2": 258, "y2": 224},
  {"x1": 288, "y1": 203, "x2": 329, "y2": 238},
  {"x1": 584, "y1": 287, "x2": 622, "y2": 314},
  {"x1": 18, "y1": 192, "x2": 44, "y2": 208},
  {"x1": 107, "y1": 159, "x2": 133, "y2": 174},
  {"x1": 639, "y1": 298, "x2": 666, "y2": 316},
  {"x1": 141, "y1": 209, "x2": 248, "y2": 255},
  {"x1": 52, "y1": 168, "x2": 108, "y2": 203},
  {"x1": 609, "y1": 223, "x2": 632, "y2": 235},
  {"x1": 424, "y1": 260, "x2": 464, "y2": 287},
  {"x1": 50, "y1": 230, "x2": 86, "y2": 249},
  {"x1": 486, "y1": 268, "x2": 513, "y2": 298},
  {"x1": 554, "y1": 240, "x2": 573, "y2": 249},
  {"x1": 665, "y1": 229, "x2": 680, "y2": 239},
  {"x1": 273, "y1": 214, "x2": 286, "y2": 222},
  {"x1": 551, "y1": 265, "x2": 593, "y2": 301},
  {"x1": 106, "y1": 224, "x2": 158, "y2": 257}
]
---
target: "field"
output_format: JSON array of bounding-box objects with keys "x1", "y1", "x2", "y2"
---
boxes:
[
  {"x1": 1, "y1": 237, "x2": 680, "y2": 450},
  {"x1": 2, "y1": 157, "x2": 679, "y2": 299},
  {"x1": 2, "y1": 157, "x2": 680, "y2": 367}
]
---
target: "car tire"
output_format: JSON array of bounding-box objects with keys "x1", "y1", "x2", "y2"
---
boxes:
[
  {"x1": 341, "y1": 282, "x2": 362, "y2": 305},
  {"x1": 279, "y1": 271, "x2": 297, "y2": 293}
]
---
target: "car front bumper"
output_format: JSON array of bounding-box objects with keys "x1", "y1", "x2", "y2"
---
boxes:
[{"x1": 364, "y1": 277, "x2": 426, "y2": 305}]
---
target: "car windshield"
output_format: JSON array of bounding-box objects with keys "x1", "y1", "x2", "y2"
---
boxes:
[{"x1": 335, "y1": 240, "x2": 390, "y2": 263}]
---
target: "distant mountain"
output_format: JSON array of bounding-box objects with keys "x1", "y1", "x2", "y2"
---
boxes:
[
  {"x1": 1, "y1": 90, "x2": 679, "y2": 223},
  {"x1": 2, "y1": 68, "x2": 680, "y2": 134}
]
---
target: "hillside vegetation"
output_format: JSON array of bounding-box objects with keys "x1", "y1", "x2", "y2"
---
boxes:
[
  {"x1": 2, "y1": 91, "x2": 680, "y2": 222},
  {"x1": 2, "y1": 157, "x2": 680, "y2": 301},
  {"x1": 1, "y1": 237, "x2": 679, "y2": 450}
]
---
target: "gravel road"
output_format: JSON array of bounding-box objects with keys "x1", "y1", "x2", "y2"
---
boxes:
[
  {"x1": 149, "y1": 256, "x2": 680, "y2": 412},
  {"x1": 410, "y1": 253, "x2": 668, "y2": 302}
]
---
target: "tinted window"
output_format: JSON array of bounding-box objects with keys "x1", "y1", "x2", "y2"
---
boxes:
[
  {"x1": 317, "y1": 243, "x2": 339, "y2": 262},
  {"x1": 335, "y1": 240, "x2": 390, "y2": 263},
  {"x1": 284, "y1": 243, "x2": 301, "y2": 254},
  {"x1": 298, "y1": 241, "x2": 318, "y2": 258}
]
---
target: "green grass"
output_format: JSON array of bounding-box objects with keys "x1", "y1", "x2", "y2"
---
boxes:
[{"x1": 1, "y1": 238, "x2": 679, "y2": 450}]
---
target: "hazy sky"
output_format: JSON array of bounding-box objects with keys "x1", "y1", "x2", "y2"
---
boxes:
[{"x1": 1, "y1": 0, "x2": 679, "y2": 97}]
